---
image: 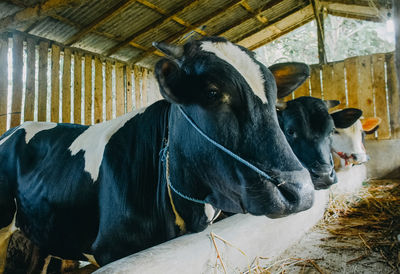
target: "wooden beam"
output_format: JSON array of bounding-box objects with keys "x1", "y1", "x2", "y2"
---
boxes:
[
  {"x1": 0, "y1": 34, "x2": 8, "y2": 134},
  {"x1": 0, "y1": 0, "x2": 83, "y2": 32},
  {"x1": 240, "y1": 1, "x2": 268, "y2": 24},
  {"x1": 65, "y1": 0, "x2": 136, "y2": 46},
  {"x1": 230, "y1": 1, "x2": 310, "y2": 44},
  {"x1": 135, "y1": 0, "x2": 207, "y2": 36},
  {"x1": 238, "y1": 5, "x2": 314, "y2": 50},
  {"x1": 105, "y1": 0, "x2": 201, "y2": 57},
  {"x1": 393, "y1": 0, "x2": 400, "y2": 138},
  {"x1": 129, "y1": 0, "x2": 243, "y2": 64},
  {"x1": 311, "y1": 0, "x2": 327, "y2": 64}
]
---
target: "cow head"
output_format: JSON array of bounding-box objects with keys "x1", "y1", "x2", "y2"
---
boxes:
[
  {"x1": 331, "y1": 108, "x2": 381, "y2": 169},
  {"x1": 154, "y1": 37, "x2": 314, "y2": 219},
  {"x1": 275, "y1": 91, "x2": 339, "y2": 190}
]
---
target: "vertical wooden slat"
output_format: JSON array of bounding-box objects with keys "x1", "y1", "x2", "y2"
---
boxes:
[
  {"x1": 62, "y1": 48, "x2": 72, "y2": 123},
  {"x1": 126, "y1": 65, "x2": 133, "y2": 112},
  {"x1": 84, "y1": 55, "x2": 92, "y2": 125},
  {"x1": 105, "y1": 61, "x2": 112, "y2": 120},
  {"x1": 50, "y1": 44, "x2": 60, "y2": 123},
  {"x1": 332, "y1": 61, "x2": 346, "y2": 108},
  {"x1": 11, "y1": 34, "x2": 23, "y2": 128},
  {"x1": 294, "y1": 78, "x2": 309, "y2": 98},
  {"x1": 344, "y1": 56, "x2": 360, "y2": 109},
  {"x1": 310, "y1": 65, "x2": 322, "y2": 99},
  {"x1": 38, "y1": 41, "x2": 48, "y2": 121},
  {"x1": 134, "y1": 66, "x2": 141, "y2": 109},
  {"x1": 24, "y1": 38, "x2": 35, "y2": 122},
  {"x1": 94, "y1": 57, "x2": 103, "y2": 124},
  {"x1": 115, "y1": 62, "x2": 125, "y2": 117},
  {"x1": 141, "y1": 68, "x2": 148, "y2": 107},
  {"x1": 386, "y1": 52, "x2": 400, "y2": 138},
  {"x1": 322, "y1": 63, "x2": 334, "y2": 100},
  {"x1": 73, "y1": 52, "x2": 82, "y2": 124},
  {"x1": 0, "y1": 34, "x2": 8, "y2": 134},
  {"x1": 372, "y1": 53, "x2": 390, "y2": 139},
  {"x1": 357, "y1": 56, "x2": 374, "y2": 118}
]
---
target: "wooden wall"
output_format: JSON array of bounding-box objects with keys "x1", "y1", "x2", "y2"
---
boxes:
[
  {"x1": 284, "y1": 52, "x2": 399, "y2": 140},
  {"x1": 0, "y1": 33, "x2": 161, "y2": 135}
]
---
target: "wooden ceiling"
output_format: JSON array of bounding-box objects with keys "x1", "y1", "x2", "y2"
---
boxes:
[{"x1": 0, "y1": 0, "x2": 392, "y2": 67}]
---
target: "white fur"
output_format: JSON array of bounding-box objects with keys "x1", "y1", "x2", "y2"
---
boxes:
[
  {"x1": 331, "y1": 120, "x2": 367, "y2": 157},
  {"x1": 204, "y1": 203, "x2": 219, "y2": 223},
  {"x1": 69, "y1": 108, "x2": 146, "y2": 182},
  {"x1": 0, "y1": 122, "x2": 57, "y2": 146},
  {"x1": 200, "y1": 41, "x2": 267, "y2": 103}
]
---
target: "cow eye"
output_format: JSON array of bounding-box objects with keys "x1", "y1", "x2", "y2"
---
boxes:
[
  {"x1": 206, "y1": 85, "x2": 219, "y2": 100},
  {"x1": 286, "y1": 128, "x2": 295, "y2": 137}
]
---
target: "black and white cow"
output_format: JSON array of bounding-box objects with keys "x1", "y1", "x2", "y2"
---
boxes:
[
  {"x1": 271, "y1": 63, "x2": 339, "y2": 190},
  {"x1": 0, "y1": 37, "x2": 314, "y2": 270}
]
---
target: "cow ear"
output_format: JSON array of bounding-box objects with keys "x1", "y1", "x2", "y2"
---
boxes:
[
  {"x1": 269, "y1": 62, "x2": 310, "y2": 99},
  {"x1": 275, "y1": 99, "x2": 287, "y2": 111},
  {"x1": 361, "y1": 117, "x2": 381, "y2": 134},
  {"x1": 155, "y1": 58, "x2": 189, "y2": 104},
  {"x1": 152, "y1": 42, "x2": 184, "y2": 59},
  {"x1": 324, "y1": 100, "x2": 340, "y2": 109},
  {"x1": 330, "y1": 108, "x2": 363, "y2": 128}
]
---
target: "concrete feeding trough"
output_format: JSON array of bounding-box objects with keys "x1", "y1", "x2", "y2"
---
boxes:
[{"x1": 95, "y1": 165, "x2": 367, "y2": 274}]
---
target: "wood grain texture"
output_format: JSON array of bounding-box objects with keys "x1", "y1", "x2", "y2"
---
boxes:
[
  {"x1": 0, "y1": 34, "x2": 8, "y2": 134},
  {"x1": 294, "y1": 78, "x2": 310, "y2": 98},
  {"x1": 115, "y1": 62, "x2": 125, "y2": 117},
  {"x1": 24, "y1": 38, "x2": 35, "y2": 122},
  {"x1": 62, "y1": 48, "x2": 71, "y2": 123},
  {"x1": 310, "y1": 65, "x2": 322, "y2": 99},
  {"x1": 386, "y1": 53, "x2": 400, "y2": 138},
  {"x1": 331, "y1": 61, "x2": 346, "y2": 109},
  {"x1": 344, "y1": 56, "x2": 359, "y2": 109},
  {"x1": 11, "y1": 34, "x2": 23, "y2": 128},
  {"x1": 126, "y1": 66, "x2": 133, "y2": 112},
  {"x1": 73, "y1": 52, "x2": 82, "y2": 124},
  {"x1": 134, "y1": 66, "x2": 141, "y2": 109},
  {"x1": 141, "y1": 68, "x2": 148, "y2": 107},
  {"x1": 38, "y1": 41, "x2": 49, "y2": 121},
  {"x1": 94, "y1": 57, "x2": 103, "y2": 124},
  {"x1": 105, "y1": 61, "x2": 113, "y2": 120},
  {"x1": 84, "y1": 55, "x2": 92, "y2": 125},
  {"x1": 50, "y1": 44, "x2": 60, "y2": 123}
]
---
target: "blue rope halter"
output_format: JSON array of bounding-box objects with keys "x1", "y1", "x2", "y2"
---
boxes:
[{"x1": 161, "y1": 105, "x2": 275, "y2": 204}]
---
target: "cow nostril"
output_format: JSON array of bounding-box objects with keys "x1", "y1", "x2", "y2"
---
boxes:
[{"x1": 351, "y1": 153, "x2": 358, "y2": 161}]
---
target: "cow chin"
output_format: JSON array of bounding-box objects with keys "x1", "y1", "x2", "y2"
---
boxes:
[{"x1": 310, "y1": 170, "x2": 338, "y2": 190}]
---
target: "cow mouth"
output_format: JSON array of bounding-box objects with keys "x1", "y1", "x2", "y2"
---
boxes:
[
  {"x1": 310, "y1": 169, "x2": 337, "y2": 190},
  {"x1": 333, "y1": 151, "x2": 368, "y2": 166}
]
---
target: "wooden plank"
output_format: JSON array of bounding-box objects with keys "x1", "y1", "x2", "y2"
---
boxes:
[
  {"x1": 321, "y1": 63, "x2": 334, "y2": 100},
  {"x1": 115, "y1": 62, "x2": 125, "y2": 117},
  {"x1": 126, "y1": 66, "x2": 133, "y2": 112},
  {"x1": 38, "y1": 41, "x2": 48, "y2": 122},
  {"x1": 344, "y1": 56, "x2": 359, "y2": 109},
  {"x1": 134, "y1": 66, "x2": 141, "y2": 109},
  {"x1": 357, "y1": 56, "x2": 374, "y2": 140},
  {"x1": 357, "y1": 55, "x2": 374, "y2": 116},
  {"x1": 293, "y1": 78, "x2": 309, "y2": 98},
  {"x1": 372, "y1": 53, "x2": 390, "y2": 139},
  {"x1": 310, "y1": 65, "x2": 322, "y2": 99},
  {"x1": 331, "y1": 61, "x2": 346, "y2": 109},
  {"x1": 24, "y1": 37, "x2": 35, "y2": 122},
  {"x1": 50, "y1": 44, "x2": 60, "y2": 123},
  {"x1": 0, "y1": 34, "x2": 8, "y2": 134},
  {"x1": 105, "y1": 61, "x2": 113, "y2": 120},
  {"x1": 73, "y1": 52, "x2": 82, "y2": 124},
  {"x1": 84, "y1": 55, "x2": 92, "y2": 125},
  {"x1": 11, "y1": 34, "x2": 23, "y2": 128},
  {"x1": 94, "y1": 57, "x2": 103, "y2": 124},
  {"x1": 386, "y1": 53, "x2": 400, "y2": 138},
  {"x1": 141, "y1": 68, "x2": 148, "y2": 106},
  {"x1": 62, "y1": 48, "x2": 72, "y2": 123}
]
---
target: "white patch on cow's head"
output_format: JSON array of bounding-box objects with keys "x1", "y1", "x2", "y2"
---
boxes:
[
  {"x1": 0, "y1": 122, "x2": 57, "y2": 146},
  {"x1": 200, "y1": 41, "x2": 267, "y2": 103},
  {"x1": 69, "y1": 108, "x2": 146, "y2": 182}
]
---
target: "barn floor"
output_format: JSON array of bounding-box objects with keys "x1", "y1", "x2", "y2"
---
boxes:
[{"x1": 253, "y1": 179, "x2": 400, "y2": 274}]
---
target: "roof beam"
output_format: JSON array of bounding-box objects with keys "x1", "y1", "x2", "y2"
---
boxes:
[
  {"x1": 0, "y1": 0, "x2": 83, "y2": 33},
  {"x1": 135, "y1": 0, "x2": 207, "y2": 36},
  {"x1": 321, "y1": 1, "x2": 390, "y2": 21},
  {"x1": 238, "y1": 5, "x2": 314, "y2": 50},
  {"x1": 64, "y1": 0, "x2": 137, "y2": 46},
  {"x1": 105, "y1": 0, "x2": 202, "y2": 57},
  {"x1": 129, "y1": 0, "x2": 245, "y2": 64},
  {"x1": 239, "y1": 1, "x2": 268, "y2": 24}
]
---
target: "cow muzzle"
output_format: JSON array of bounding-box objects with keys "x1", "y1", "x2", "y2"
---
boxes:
[{"x1": 309, "y1": 162, "x2": 337, "y2": 190}]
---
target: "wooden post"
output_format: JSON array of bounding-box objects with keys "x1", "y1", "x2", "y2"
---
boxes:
[
  {"x1": 38, "y1": 41, "x2": 49, "y2": 122},
  {"x1": 73, "y1": 52, "x2": 82, "y2": 124},
  {"x1": 393, "y1": 0, "x2": 400, "y2": 138},
  {"x1": 51, "y1": 44, "x2": 60, "y2": 123},
  {"x1": 0, "y1": 34, "x2": 7, "y2": 134},
  {"x1": 11, "y1": 34, "x2": 23, "y2": 128},
  {"x1": 105, "y1": 61, "x2": 113, "y2": 120},
  {"x1": 62, "y1": 48, "x2": 72, "y2": 123},
  {"x1": 94, "y1": 57, "x2": 103, "y2": 124},
  {"x1": 24, "y1": 38, "x2": 35, "y2": 122},
  {"x1": 311, "y1": 0, "x2": 327, "y2": 65},
  {"x1": 84, "y1": 55, "x2": 92, "y2": 125}
]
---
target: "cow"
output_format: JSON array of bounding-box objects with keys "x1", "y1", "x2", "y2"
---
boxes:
[
  {"x1": 0, "y1": 37, "x2": 314, "y2": 272},
  {"x1": 330, "y1": 108, "x2": 381, "y2": 169}
]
